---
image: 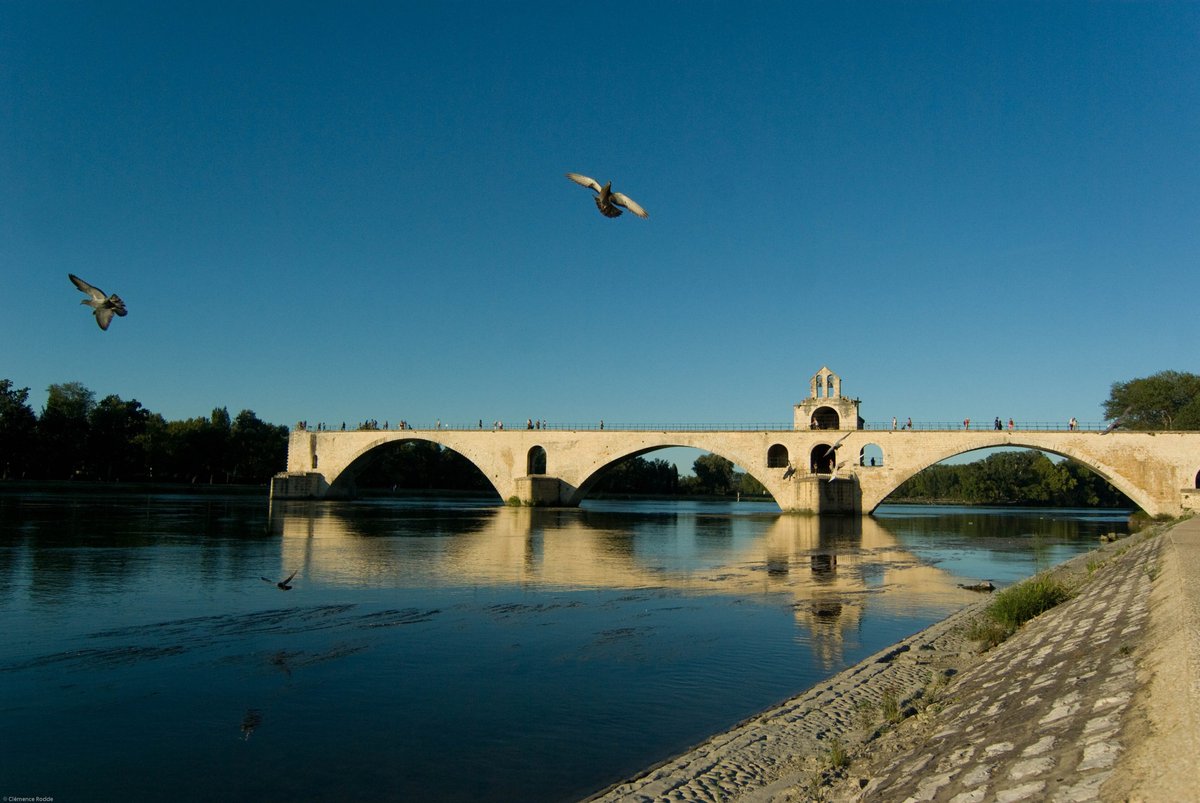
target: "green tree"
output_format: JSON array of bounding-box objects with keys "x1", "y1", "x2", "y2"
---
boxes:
[
  {"x1": 0, "y1": 379, "x2": 38, "y2": 478},
  {"x1": 39, "y1": 381, "x2": 96, "y2": 478},
  {"x1": 87, "y1": 395, "x2": 150, "y2": 480},
  {"x1": 893, "y1": 449, "x2": 1131, "y2": 507},
  {"x1": 1104, "y1": 371, "x2": 1200, "y2": 430},
  {"x1": 738, "y1": 471, "x2": 768, "y2": 496},
  {"x1": 132, "y1": 412, "x2": 170, "y2": 481},
  {"x1": 692, "y1": 453, "x2": 735, "y2": 495},
  {"x1": 229, "y1": 410, "x2": 288, "y2": 483},
  {"x1": 593, "y1": 455, "x2": 680, "y2": 495}
]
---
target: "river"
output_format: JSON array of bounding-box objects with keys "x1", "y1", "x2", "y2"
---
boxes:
[{"x1": 0, "y1": 490, "x2": 1129, "y2": 802}]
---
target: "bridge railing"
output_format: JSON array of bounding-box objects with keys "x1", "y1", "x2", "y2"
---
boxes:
[
  {"x1": 861, "y1": 421, "x2": 1107, "y2": 432},
  {"x1": 297, "y1": 421, "x2": 1111, "y2": 433}
]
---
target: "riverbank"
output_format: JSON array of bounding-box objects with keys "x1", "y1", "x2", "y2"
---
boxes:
[
  {"x1": 587, "y1": 515, "x2": 1196, "y2": 802},
  {"x1": 0, "y1": 478, "x2": 269, "y2": 496}
]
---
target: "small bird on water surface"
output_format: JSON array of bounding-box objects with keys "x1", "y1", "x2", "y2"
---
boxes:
[
  {"x1": 565, "y1": 173, "x2": 648, "y2": 219},
  {"x1": 68, "y1": 273, "x2": 128, "y2": 330},
  {"x1": 240, "y1": 709, "x2": 263, "y2": 741},
  {"x1": 261, "y1": 569, "x2": 298, "y2": 590}
]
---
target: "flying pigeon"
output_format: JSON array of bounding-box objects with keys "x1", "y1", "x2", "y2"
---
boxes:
[
  {"x1": 828, "y1": 461, "x2": 847, "y2": 482},
  {"x1": 261, "y1": 569, "x2": 298, "y2": 590},
  {"x1": 565, "y1": 173, "x2": 648, "y2": 219},
  {"x1": 1100, "y1": 408, "x2": 1132, "y2": 435},
  {"x1": 69, "y1": 273, "x2": 127, "y2": 330},
  {"x1": 821, "y1": 432, "x2": 852, "y2": 458}
]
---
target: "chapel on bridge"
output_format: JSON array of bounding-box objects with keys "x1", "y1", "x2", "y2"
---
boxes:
[{"x1": 793, "y1": 366, "x2": 863, "y2": 431}]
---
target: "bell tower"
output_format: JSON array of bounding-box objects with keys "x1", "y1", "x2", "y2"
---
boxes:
[{"x1": 794, "y1": 366, "x2": 862, "y2": 431}]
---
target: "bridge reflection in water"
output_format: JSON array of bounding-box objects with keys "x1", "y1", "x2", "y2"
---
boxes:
[{"x1": 269, "y1": 501, "x2": 980, "y2": 669}]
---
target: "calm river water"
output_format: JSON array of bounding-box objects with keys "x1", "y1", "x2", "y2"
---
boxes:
[{"x1": 0, "y1": 491, "x2": 1129, "y2": 802}]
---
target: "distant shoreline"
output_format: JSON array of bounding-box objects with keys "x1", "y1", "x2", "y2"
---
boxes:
[
  {"x1": 0, "y1": 481, "x2": 1137, "y2": 511},
  {"x1": 0, "y1": 479, "x2": 267, "y2": 496}
]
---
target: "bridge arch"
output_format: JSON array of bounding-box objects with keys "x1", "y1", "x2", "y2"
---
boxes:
[
  {"x1": 568, "y1": 442, "x2": 777, "y2": 508},
  {"x1": 527, "y1": 445, "x2": 547, "y2": 475},
  {"x1": 864, "y1": 440, "x2": 1149, "y2": 514},
  {"x1": 810, "y1": 444, "x2": 835, "y2": 474},
  {"x1": 810, "y1": 406, "x2": 840, "y2": 430},
  {"x1": 859, "y1": 443, "x2": 884, "y2": 467},
  {"x1": 325, "y1": 435, "x2": 502, "y2": 499}
]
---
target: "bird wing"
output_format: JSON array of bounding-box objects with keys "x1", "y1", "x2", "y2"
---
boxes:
[
  {"x1": 822, "y1": 432, "x2": 851, "y2": 457},
  {"x1": 261, "y1": 577, "x2": 275, "y2": 584},
  {"x1": 282, "y1": 569, "x2": 298, "y2": 585},
  {"x1": 69, "y1": 273, "x2": 106, "y2": 302},
  {"x1": 565, "y1": 173, "x2": 602, "y2": 192},
  {"x1": 109, "y1": 295, "x2": 128, "y2": 317},
  {"x1": 94, "y1": 307, "x2": 115, "y2": 330},
  {"x1": 610, "y1": 192, "x2": 648, "y2": 219}
]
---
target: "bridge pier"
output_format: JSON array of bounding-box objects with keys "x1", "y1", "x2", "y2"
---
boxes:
[
  {"x1": 513, "y1": 475, "x2": 568, "y2": 506},
  {"x1": 779, "y1": 476, "x2": 861, "y2": 515},
  {"x1": 270, "y1": 471, "x2": 328, "y2": 499}
]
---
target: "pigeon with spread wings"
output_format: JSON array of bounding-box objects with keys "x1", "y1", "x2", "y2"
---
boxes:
[
  {"x1": 821, "y1": 432, "x2": 852, "y2": 459},
  {"x1": 565, "y1": 173, "x2": 648, "y2": 219},
  {"x1": 69, "y1": 274, "x2": 128, "y2": 330},
  {"x1": 262, "y1": 570, "x2": 299, "y2": 590}
]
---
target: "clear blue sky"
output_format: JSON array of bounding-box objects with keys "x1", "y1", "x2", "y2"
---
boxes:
[{"x1": 3, "y1": 2, "x2": 1197, "y2": 433}]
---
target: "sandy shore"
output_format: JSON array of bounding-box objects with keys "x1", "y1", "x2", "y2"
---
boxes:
[{"x1": 586, "y1": 517, "x2": 1198, "y2": 802}]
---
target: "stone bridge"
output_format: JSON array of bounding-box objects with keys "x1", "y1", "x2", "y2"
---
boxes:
[
  {"x1": 271, "y1": 368, "x2": 1200, "y2": 515},
  {"x1": 271, "y1": 427, "x2": 1200, "y2": 517}
]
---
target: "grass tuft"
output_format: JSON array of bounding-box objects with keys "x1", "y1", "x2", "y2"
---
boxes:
[
  {"x1": 967, "y1": 573, "x2": 1072, "y2": 650},
  {"x1": 827, "y1": 737, "x2": 849, "y2": 770},
  {"x1": 880, "y1": 688, "x2": 902, "y2": 724}
]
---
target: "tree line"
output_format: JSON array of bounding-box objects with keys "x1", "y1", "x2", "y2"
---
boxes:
[
  {"x1": 593, "y1": 453, "x2": 768, "y2": 498},
  {"x1": 891, "y1": 450, "x2": 1131, "y2": 507},
  {"x1": 0, "y1": 379, "x2": 288, "y2": 484}
]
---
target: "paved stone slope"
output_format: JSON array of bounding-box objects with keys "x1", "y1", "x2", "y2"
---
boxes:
[
  {"x1": 838, "y1": 534, "x2": 1161, "y2": 802},
  {"x1": 587, "y1": 601, "x2": 985, "y2": 802},
  {"x1": 585, "y1": 528, "x2": 1176, "y2": 803}
]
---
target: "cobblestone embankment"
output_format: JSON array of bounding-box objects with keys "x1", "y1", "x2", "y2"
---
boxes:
[{"x1": 587, "y1": 516, "x2": 1200, "y2": 803}]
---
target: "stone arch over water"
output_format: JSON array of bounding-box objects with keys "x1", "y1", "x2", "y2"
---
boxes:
[
  {"x1": 569, "y1": 443, "x2": 778, "y2": 508},
  {"x1": 326, "y1": 436, "x2": 501, "y2": 499},
  {"x1": 864, "y1": 443, "x2": 1145, "y2": 513}
]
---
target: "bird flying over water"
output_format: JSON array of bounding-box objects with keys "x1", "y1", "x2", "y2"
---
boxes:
[
  {"x1": 828, "y1": 461, "x2": 847, "y2": 482},
  {"x1": 69, "y1": 273, "x2": 127, "y2": 330},
  {"x1": 261, "y1": 570, "x2": 298, "y2": 590},
  {"x1": 565, "y1": 173, "x2": 648, "y2": 219}
]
